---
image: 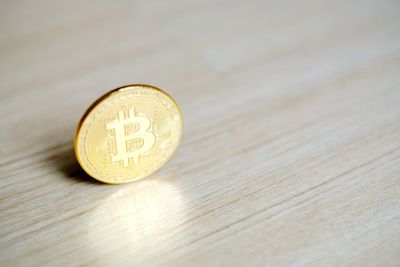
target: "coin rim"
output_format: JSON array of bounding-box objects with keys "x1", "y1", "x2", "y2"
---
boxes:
[{"x1": 74, "y1": 84, "x2": 183, "y2": 184}]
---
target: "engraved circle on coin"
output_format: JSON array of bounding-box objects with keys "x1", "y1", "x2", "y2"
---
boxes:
[{"x1": 74, "y1": 84, "x2": 183, "y2": 184}]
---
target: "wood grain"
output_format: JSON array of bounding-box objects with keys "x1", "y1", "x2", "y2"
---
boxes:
[{"x1": 1, "y1": 0, "x2": 400, "y2": 266}]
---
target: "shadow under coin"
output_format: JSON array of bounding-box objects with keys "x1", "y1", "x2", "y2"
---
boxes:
[{"x1": 51, "y1": 144, "x2": 104, "y2": 185}]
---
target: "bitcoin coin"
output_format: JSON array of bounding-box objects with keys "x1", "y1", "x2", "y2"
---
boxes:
[{"x1": 74, "y1": 84, "x2": 183, "y2": 184}]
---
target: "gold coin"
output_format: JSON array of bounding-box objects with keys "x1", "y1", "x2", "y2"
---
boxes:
[{"x1": 74, "y1": 84, "x2": 183, "y2": 184}]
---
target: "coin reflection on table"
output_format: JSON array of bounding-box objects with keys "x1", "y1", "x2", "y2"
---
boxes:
[
  {"x1": 86, "y1": 179, "x2": 187, "y2": 264},
  {"x1": 74, "y1": 84, "x2": 183, "y2": 184}
]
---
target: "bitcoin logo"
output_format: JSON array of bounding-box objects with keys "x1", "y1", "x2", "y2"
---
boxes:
[
  {"x1": 106, "y1": 108, "x2": 156, "y2": 167},
  {"x1": 75, "y1": 84, "x2": 182, "y2": 184}
]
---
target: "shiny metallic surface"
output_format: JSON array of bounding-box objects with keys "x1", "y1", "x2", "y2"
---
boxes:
[{"x1": 74, "y1": 84, "x2": 182, "y2": 184}]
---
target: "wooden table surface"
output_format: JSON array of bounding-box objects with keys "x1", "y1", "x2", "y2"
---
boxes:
[{"x1": 1, "y1": 0, "x2": 399, "y2": 266}]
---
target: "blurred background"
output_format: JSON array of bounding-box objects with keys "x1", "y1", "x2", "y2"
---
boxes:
[{"x1": 1, "y1": 0, "x2": 399, "y2": 266}]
